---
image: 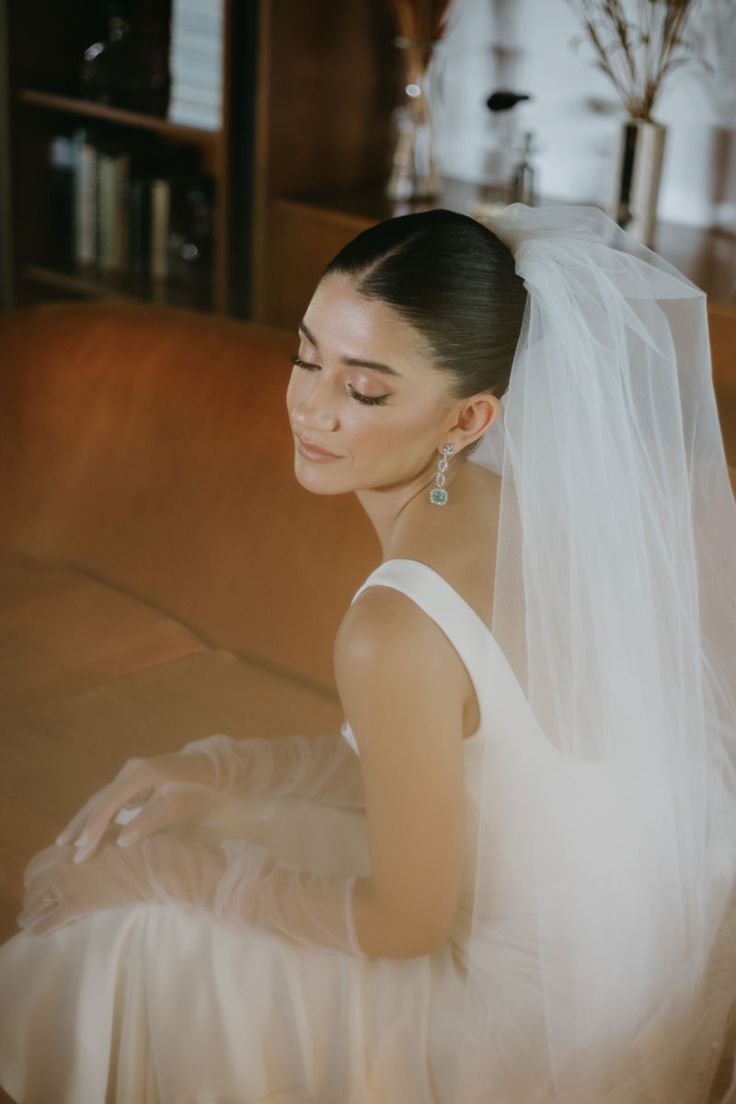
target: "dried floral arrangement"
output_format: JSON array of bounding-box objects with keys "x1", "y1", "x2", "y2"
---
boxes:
[
  {"x1": 565, "y1": 0, "x2": 714, "y2": 120},
  {"x1": 388, "y1": 0, "x2": 455, "y2": 72}
]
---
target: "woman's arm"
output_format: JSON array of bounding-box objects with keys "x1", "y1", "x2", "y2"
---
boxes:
[
  {"x1": 179, "y1": 730, "x2": 367, "y2": 810},
  {"x1": 334, "y1": 585, "x2": 470, "y2": 959},
  {"x1": 56, "y1": 729, "x2": 366, "y2": 862},
  {"x1": 30, "y1": 588, "x2": 469, "y2": 960}
]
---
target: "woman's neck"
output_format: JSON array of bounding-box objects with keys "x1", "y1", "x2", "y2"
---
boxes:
[{"x1": 355, "y1": 459, "x2": 467, "y2": 559}]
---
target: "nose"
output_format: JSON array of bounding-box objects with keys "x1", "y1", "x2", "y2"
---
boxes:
[{"x1": 290, "y1": 375, "x2": 339, "y2": 433}]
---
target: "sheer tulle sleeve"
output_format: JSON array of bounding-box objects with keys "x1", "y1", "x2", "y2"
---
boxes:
[
  {"x1": 56, "y1": 731, "x2": 366, "y2": 862},
  {"x1": 20, "y1": 832, "x2": 366, "y2": 957},
  {"x1": 181, "y1": 731, "x2": 366, "y2": 809}
]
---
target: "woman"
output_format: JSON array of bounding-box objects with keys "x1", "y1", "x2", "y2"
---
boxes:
[{"x1": 0, "y1": 205, "x2": 734, "y2": 1103}]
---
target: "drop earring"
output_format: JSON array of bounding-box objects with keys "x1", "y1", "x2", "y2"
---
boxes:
[{"x1": 429, "y1": 443, "x2": 454, "y2": 506}]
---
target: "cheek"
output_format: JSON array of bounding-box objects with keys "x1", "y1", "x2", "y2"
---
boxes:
[
  {"x1": 341, "y1": 419, "x2": 383, "y2": 460},
  {"x1": 346, "y1": 407, "x2": 435, "y2": 470},
  {"x1": 285, "y1": 368, "x2": 300, "y2": 409},
  {"x1": 286, "y1": 368, "x2": 316, "y2": 425}
]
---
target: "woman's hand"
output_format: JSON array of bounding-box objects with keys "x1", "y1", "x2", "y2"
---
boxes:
[
  {"x1": 18, "y1": 832, "x2": 233, "y2": 936},
  {"x1": 16, "y1": 830, "x2": 361, "y2": 962},
  {"x1": 55, "y1": 729, "x2": 368, "y2": 866},
  {"x1": 55, "y1": 751, "x2": 223, "y2": 862},
  {"x1": 17, "y1": 829, "x2": 361, "y2": 958}
]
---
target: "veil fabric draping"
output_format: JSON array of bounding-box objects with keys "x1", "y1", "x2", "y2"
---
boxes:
[{"x1": 451, "y1": 204, "x2": 736, "y2": 1103}]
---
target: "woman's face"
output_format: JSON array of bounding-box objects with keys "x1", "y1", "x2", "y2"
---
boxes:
[{"x1": 286, "y1": 272, "x2": 460, "y2": 498}]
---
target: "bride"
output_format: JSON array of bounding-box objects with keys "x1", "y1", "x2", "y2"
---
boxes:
[{"x1": 0, "y1": 204, "x2": 734, "y2": 1104}]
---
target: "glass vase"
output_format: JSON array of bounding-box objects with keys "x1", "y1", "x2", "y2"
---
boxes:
[{"x1": 385, "y1": 37, "x2": 441, "y2": 202}]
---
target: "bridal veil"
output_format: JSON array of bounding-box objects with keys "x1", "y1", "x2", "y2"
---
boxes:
[{"x1": 452, "y1": 203, "x2": 736, "y2": 1102}]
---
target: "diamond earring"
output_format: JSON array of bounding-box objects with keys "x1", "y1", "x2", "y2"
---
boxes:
[{"x1": 429, "y1": 443, "x2": 454, "y2": 506}]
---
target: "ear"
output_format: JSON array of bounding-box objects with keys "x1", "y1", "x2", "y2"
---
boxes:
[{"x1": 445, "y1": 392, "x2": 501, "y2": 453}]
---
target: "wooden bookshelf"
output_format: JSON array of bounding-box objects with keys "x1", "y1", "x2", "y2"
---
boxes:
[
  {"x1": 0, "y1": 0, "x2": 401, "y2": 321},
  {"x1": 24, "y1": 261, "x2": 212, "y2": 310},
  {"x1": 14, "y1": 86, "x2": 227, "y2": 311},
  {"x1": 17, "y1": 88, "x2": 221, "y2": 149},
  {"x1": 3, "y1": 0, "x2": 236, "y2": 314}
]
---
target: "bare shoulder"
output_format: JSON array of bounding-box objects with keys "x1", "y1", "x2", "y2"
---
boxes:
[
  {"x1": 333, "y1": 585, "x2": 469, "y2": 734},
  {"x1": 335, "y1": 584, "x2": 448, "y2": 676}
]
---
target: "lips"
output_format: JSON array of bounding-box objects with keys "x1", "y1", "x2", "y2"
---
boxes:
[{"x1": 294, "y1": 432, "x2": 342, "y2": 460}]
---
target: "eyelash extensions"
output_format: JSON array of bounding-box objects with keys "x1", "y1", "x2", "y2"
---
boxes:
[{"x1": 290, "y1": 355, "x2": 389, "y2": 406}]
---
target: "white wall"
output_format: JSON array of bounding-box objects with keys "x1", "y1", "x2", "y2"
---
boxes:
[{"x1": 429, "y1": 0, "x2": 736, "y2": 228}]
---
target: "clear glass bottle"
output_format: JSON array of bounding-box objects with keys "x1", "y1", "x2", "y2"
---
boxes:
[
  {"x1": 510, "y1": 131, "x2": 537, "y2": 206},
  {"x1": 385, "y1": 37, "x2": 441, "y2": 202}
]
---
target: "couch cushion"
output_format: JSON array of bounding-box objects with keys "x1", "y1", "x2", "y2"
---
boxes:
[
  {"x1": 0, "y1": 647, "x2": 343, "y2": 942},
  {"x1": 0, "y1": 301, "x2": 379, "y2": 692},
  {"x1": 0, "y1": 548, "x2": 208, "y2": 709}
]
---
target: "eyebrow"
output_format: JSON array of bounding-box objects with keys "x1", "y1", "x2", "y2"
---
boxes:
[{"x1": 298, "y1": 320, "x2": 403, "y2": 379}]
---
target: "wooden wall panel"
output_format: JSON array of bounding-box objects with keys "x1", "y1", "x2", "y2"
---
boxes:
[
  {"x1": 251, "y1": 0, "x2": 401, "y2": 321},
  {"x1": 268, "y1": 199, "x2": 372, "y2": 330}
]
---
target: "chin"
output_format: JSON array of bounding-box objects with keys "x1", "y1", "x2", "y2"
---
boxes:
[{"x1": 292, "y1": 457, "x2": 354, "y2": 496}]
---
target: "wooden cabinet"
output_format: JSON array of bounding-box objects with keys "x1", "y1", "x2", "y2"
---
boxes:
[
  {"x1": 2, "y1": 1, "x2": 243, "y2": 313},
  {"x1": 264, "y1": 179, "x2": 736, "y2": 332},
  {"x1": 0, "y1": 0, "x2": 400, "y2": 319}
]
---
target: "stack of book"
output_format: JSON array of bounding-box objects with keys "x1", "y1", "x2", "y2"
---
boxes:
[
  {"x1": 47, "y1": 127, "x2": 214, "y2": 288},
  {"x1": 168, "y1": 0, "x2": 224, "y2": 130}
]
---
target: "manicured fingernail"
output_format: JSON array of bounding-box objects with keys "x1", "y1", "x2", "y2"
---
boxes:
[
  {"x1": 117, "y1": 831, "x2": 137, "y2": 847},
  {"x1": 74, "y1": 847, "x2": 90, "y2": 863}
]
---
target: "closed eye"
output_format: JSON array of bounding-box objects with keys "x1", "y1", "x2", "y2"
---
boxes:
[
  {"x1": 291, "y1": 353, "x2": 318, "y2": 371},
  {"x1": 290, "y1": 354, "x2": 390, "y2": 407}
]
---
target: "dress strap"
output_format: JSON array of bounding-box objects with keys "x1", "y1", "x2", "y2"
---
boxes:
[{"x1": 350, "y1": 558, "x2": 497, "y2": 705}]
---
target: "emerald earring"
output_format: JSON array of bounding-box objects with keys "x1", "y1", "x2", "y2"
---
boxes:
[{"x1": 429, "y1": 443, "x2": 454, "y2": 506}]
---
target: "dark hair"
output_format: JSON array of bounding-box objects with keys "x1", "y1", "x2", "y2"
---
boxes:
[{"x1": 322, "y1": 208, "x2": 527, "y2": 403}]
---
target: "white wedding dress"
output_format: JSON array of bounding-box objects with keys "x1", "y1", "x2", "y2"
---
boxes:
[{"x1": 0, "y1": 559, "x2": 728, "y2": 1103}]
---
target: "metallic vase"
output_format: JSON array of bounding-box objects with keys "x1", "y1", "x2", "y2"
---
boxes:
[{"x1": 609, "y1": 119, "x2": 667, "y2": 248}]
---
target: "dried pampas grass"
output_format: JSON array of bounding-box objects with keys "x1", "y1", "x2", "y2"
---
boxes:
[{"x1": 566, "y1": 0, "x2": 715, "y2": 120}]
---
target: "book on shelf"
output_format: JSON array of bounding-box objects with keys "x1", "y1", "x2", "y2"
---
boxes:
[
  {"x1": 167, "y1": 173, "x2": 214, "y2": 286},
  {"x1": 150, "y1": 178, "x2": 170, "y2": 279},
  {"x1": 97, "y1": 144, "x2": 130, "y2": 273},
  {"x1": 173, "y1": 1, "x2": 224, "y2": 31},
  {"x1": 48, "y1": 136, "x2": 75, "y2": 268},
  {"x1": 168, "y1": 0, "x2": 224, "y2": 129},
  {"x1": 97, "y1": 153, "x2": 115, "y2": 270},
  {"x1": 166, "y1": 102, "x2": 221, "y2": 130},
  {"x1": 73, "y1": 129, "x2": 97, "y2": 265},
  {"x1": 169, "y1": 66, "x2": 221, "y2": 102},
  {"x1": 45, "y1": 128, "x2": 214, "y2": 294},
  {"x1": 127, "y1": 177, "x2": 152, "y2": 275}
]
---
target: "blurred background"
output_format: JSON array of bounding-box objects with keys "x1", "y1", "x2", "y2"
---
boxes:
[{"x1": 0, "y1": 0, "x2": 734, "y2": 326}]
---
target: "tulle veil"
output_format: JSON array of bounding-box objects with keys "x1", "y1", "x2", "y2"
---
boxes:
[{"x1": 450, "y1": 203, "x2": 736, "y2": 1102}]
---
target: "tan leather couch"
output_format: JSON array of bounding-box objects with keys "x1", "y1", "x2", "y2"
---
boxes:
[
  {"x1": 0, "y1": 298, "x2": 734, "y2": 945},
  {"x1": 0, "y1": 300, "x2": 380, "y2": 942}
]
